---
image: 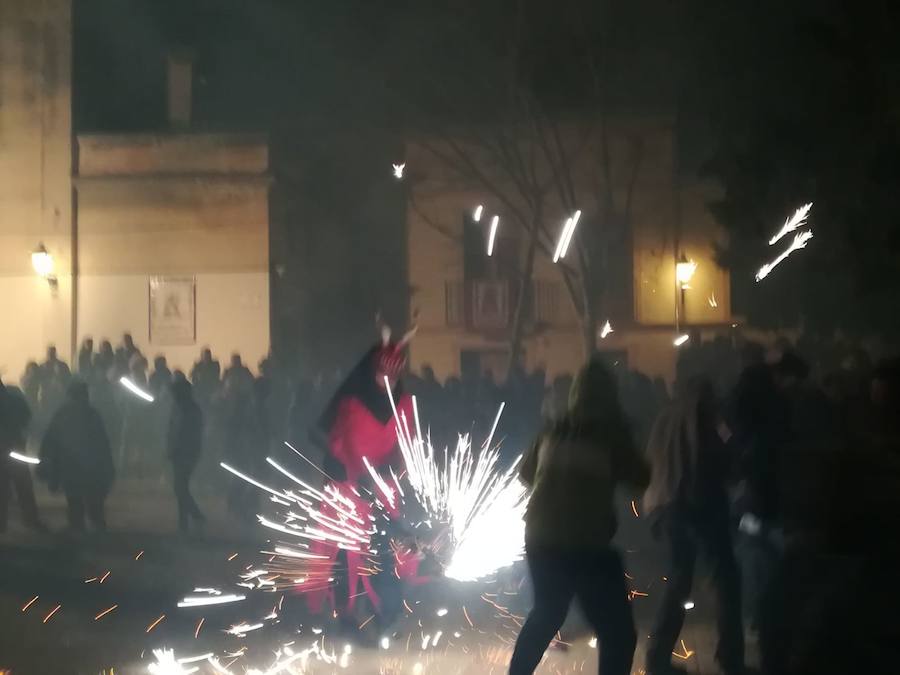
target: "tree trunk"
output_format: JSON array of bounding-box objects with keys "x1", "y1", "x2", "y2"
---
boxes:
[{"x1": 507, "y1": 224, "x2": 539, "y2": 373}]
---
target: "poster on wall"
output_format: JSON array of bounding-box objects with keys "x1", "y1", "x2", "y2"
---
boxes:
[{"x1": 149, "y1": 276, "x2": 196, "y2": 345}]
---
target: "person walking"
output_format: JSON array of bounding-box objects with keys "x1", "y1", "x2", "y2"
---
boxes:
[
  {"x1": 0, "y1": 378, "x2": 45, "y2": 533},
  {"x1": 39, "y1": 381, "x2": 115, "y2": 531},
  {"x1": 167, "y1": 377, "x2": 206, "y2": 532},
  {"x1": 509, "y1": 358, "x2": 650, "y2": 675},
  {"x1": 643, "y1": 377, "x2": 745, "y2": 675}
]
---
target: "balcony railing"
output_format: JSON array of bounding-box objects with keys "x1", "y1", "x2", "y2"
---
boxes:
[{"x1": 445, "y1": 279, "x2": 562, "y2": 331}]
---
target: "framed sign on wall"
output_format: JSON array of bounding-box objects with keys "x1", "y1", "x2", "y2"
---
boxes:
[{"x1": 149, "y1": 276, "x2": 196, "y2": 345}]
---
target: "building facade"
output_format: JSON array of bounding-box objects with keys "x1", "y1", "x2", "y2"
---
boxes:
[
  {"x1": 0, "y1": 0, "x2": 271, "y2": 382},
  {"x1": 406, "y1": 116, "x2": 732, "y2": 384}
]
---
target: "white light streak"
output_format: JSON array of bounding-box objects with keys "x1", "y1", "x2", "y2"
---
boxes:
[
  {"x1": 120, "y1": 376, "x2": 154, "y2": 402},
  {"x1": 588, "y1": 637, "x2": 598, "y2": 649},
  {"x1": 392, "y1": 163, "x2": 405, "y2": 179},
  {"x1": 436, "y1": 608, "x2": 448, "y2": 617},
  {"x1": 380, "y1": 637, "x2": 390, "y2": 650},
  {"x1": 9, "y1": 451, "x2": 39, "y2": 465},
  {"x1": 708, "y1": 292, "x2": 718, "y2": 308},
  {"x1": 177, "y1": 594, "x2": 245, "y2": 608},
  {"x1": 226, "y1": 622, "x2": 264, "y2": 636},
  {"x1": 673, "y1": 334, "x2": 690, "y2": 347},
  {"x1": 599, "y1": 320, "x2": 613, "y2": 339},
  {"x1": 769, "y1": 202, "x2": 813, "y2": 246},
  {"x1": 473, "y1": 205, "x2": 484, "y2": 222},
  {"x1": 487, "y1": 215, "x2": 500, "y2": 256},
  {"x1": 755, "y1": 230, "x2": 813, "y2": 282},
  {"x1": 683, "y1": 600, "x2": 695, "y2": 610},
  {"x1": 552, "y1": 210, "x2": 582, "y2": 263}
]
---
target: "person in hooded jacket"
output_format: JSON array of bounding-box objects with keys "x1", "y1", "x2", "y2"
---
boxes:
[
  {"x1": 39, "y1": 381, "x2": 114, "y2": 531},
  {"x1": 510, "y1": 358, "x2": 650, "y2": 675},
  {"x1": 167, "y1": 376, "x2": 206, "y2": 532},
  {"x1": 643, "y1": 376, "x2": 744, "y2": 675}
]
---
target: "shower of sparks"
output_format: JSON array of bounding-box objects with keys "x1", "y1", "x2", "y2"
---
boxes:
[
  {"x1": 768, "y1": 202, "x2": 813, "y2": 246},
  {"x1": 94, "y1": 604, "x2": 118, "y2": 621},
  {"x1": 756, "y1": 230, "x2": 813, "y2": 282},
  {"x1": 148, "y1": 649, "x2": 199, "y2": 675},
  {"x1": 599, "y1": 320, "x2": 613, "y2": 339},
  {"x1": 487, "y1": 215, "x2": 500, "y2": 256},
  {"x1": 552, "y1": 210, "x2": 582, "y2": 263},
  {"x1": 673, "y1": 334, "x2": 690, "y2": 347},
  {"x1": 392, "y1": 163, "x2": 405, "y2": 179},
  {"x1": 119, "y1": 376, "x2": 154, "y2": 402},
  {"x1": 386, "y1": 385, "x2": 528, "y2": 581},
  {"x1": 473, "y1": 205, "x2": 484, "y2": 222},
  {"x1": 8, "y1": 451, "x2": 39, "y2": 464},
  {"x1": 708, "y1": 292, "x2": 718, "y2": 308}
]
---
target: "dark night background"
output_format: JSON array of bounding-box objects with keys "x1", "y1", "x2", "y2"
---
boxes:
[{"x1": 73, "y1": 0, "x2": 900, "y2": 366}]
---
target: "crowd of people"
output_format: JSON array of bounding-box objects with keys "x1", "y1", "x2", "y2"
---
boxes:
[
  {"x1": 512, "y1": 333, "x2": 900, "y2": 675},
  {"x1": 2, "y1": 328, "x2": 898, "y2": 672}
]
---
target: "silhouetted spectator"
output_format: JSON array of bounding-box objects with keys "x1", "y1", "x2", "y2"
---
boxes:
[
  {"x1": 643, "y1": 376, "x2": 744, "y2": 675},
  {"x1": 94, "y1": 340, "x2": 115, "y2": 377},
  {"x1": 115, "y1": 333, "x2": 140, "y2": 377},
  {"x1": 149, "y1": 355, "x2": 173, "y2": 398},
  {"x1": 190, "y1": 347, "x2": 221, "y2": 412},
  {"x1": 167, "y1": 378, "x2": 205, "y2": 533},
  {"x1": 119, "y1": 355, "x2": 152, "y2": 476},
  {"x1": 0, "y1": 378, "x2": 44, "y2": 533},
  {"x1": 77, "y1": 337, "x2": 94, "y2": 375},
  {"x1": 223, "y1": 353, "x2": 253, "y2": 389},
  {"x1": 219, "y1": 375, "x2": 261, "y2": 521},
  {"x1": 510, "y1": 359, "x2": 648, "y2": 675},
  {"x1": 39, "y1": 381, "x2": 114, "y2": 531}
]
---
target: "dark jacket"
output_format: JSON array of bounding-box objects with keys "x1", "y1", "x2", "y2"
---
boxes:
[
  {"x1": 39, "y1": 386, "x2": 114, "y2": 495},
  {"x1": 643, "y1": 379, "x2": 731, "y2": 517},
  {"x1": 168, "y1": 394, "x2": 203, "y2": 467},
  {"x1": 520, "y1": 360, "x2": 649, "y2": 550}
]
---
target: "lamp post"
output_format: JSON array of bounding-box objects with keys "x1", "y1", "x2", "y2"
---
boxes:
[{"x1": 674, "y1": 253, "x2": 696, "y2": 332}]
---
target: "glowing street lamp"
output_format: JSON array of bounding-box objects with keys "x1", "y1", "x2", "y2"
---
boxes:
[
  {"x1": 674, "y1": 253, "x2": 696, "y2": 331},
  {"x1": 676, "y1": 255, "x2": 697, "y2": 289},
  {"x1": 31, "y1": 243, "x2": 54, "y2": 278},
  {"x1": 31, "y1": 243, "x2": 57, "y2": 291}
]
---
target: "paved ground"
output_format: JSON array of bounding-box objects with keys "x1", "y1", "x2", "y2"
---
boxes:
[{"x1": 0, "y1": 477, "x2": 753, "y2": 674}]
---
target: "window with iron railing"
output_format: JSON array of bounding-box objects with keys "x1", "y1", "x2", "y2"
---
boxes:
[{"x1": 445, "y1": 279, "x2": 566, "y2": 330}]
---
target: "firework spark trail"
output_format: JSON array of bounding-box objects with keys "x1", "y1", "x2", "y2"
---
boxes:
[
  {"x1": 553, "y1": 210, "x2": 582, "y2": 263},
  {"x1": 385, "y1": 383, "x2": 527, "y2": 580},
  {"x1": 769, "y1": 202, "x2": 813, "y2": 246},
  {"x1": 755, "y1": 230, "x2": 813, "y2": 281},
  {"x1": 8, "y1": 451, "x2": 39, "y2": 464},
  {"x1": 119, "y1": 376, "x2": 154, "y2": 402},
  {"x1": 487, "y1": 215, "x2": 500, "y2": 256}
]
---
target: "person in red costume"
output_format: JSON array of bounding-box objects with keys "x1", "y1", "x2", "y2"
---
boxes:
[{"x1": 305, "y1": 324, "x2": 418, "y2": 635}]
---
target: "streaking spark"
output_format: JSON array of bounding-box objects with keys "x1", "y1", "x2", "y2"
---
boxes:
[
  {"x1": 755, "y1": 230, "x2": 813, "y2": 282},
  {"x1": 768, "y1": 202, "x2": 813, "y2": 246},
  {"x1": 119, "y1": 376, "x2": 154, "y2": 402}
]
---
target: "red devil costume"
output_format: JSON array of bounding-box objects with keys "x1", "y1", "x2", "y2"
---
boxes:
[{"x1": 305, "y1": 328, "x2": 417, "y2": 620}]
